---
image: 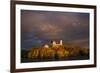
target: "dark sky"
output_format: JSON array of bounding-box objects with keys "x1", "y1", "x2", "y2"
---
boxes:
[{"x1": 21, "y1": 10, "x2": 89, "y2": 50}]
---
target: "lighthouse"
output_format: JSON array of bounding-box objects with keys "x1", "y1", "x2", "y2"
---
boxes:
[
  {"x1": 52, "y1": 40, "x2": 63, "y2": 47},
  {"x1": 43, "y1": 40, "x2": 63, "y2": 48}
]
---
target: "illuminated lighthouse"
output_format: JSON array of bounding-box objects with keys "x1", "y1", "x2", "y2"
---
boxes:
[
  {"x1": 52, "y1": 40, "x2": 63, "y2": 47},
  {"x1": 44, "y1": 40, "x2": 63, "y2": 48}
]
